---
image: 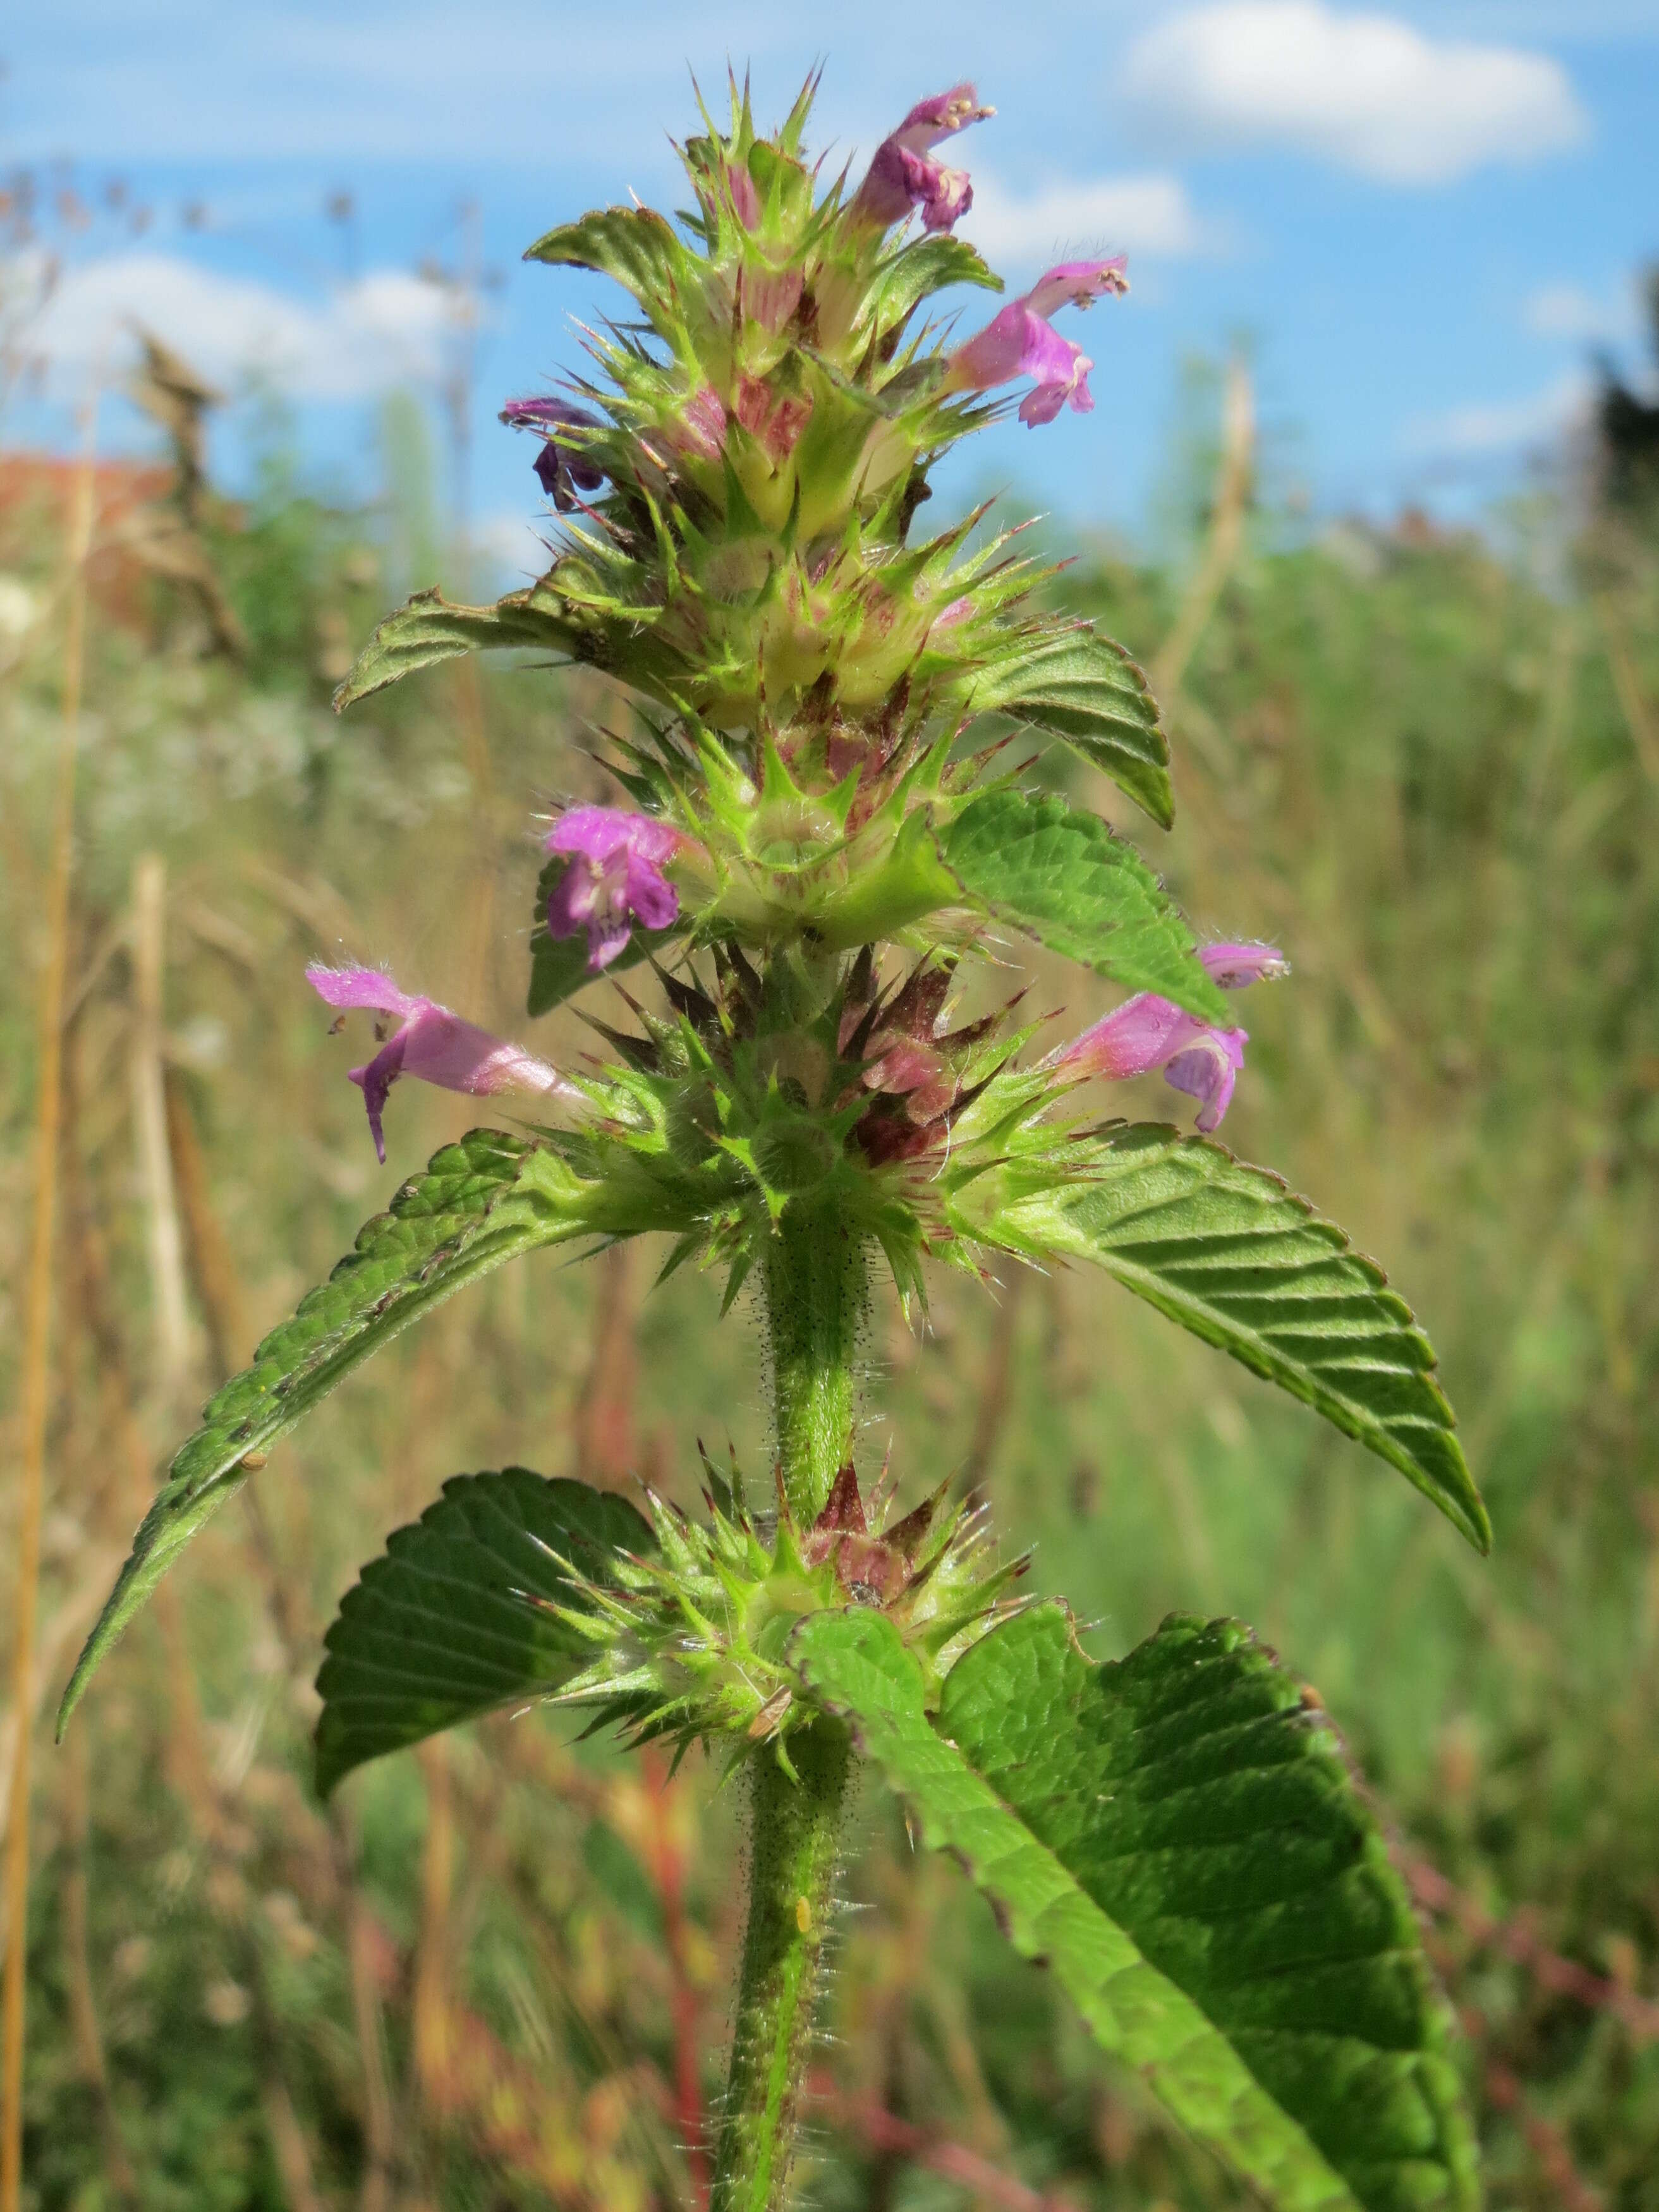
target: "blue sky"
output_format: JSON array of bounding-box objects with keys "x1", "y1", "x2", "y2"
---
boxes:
[{"x1": 7, "y1": 1, "x2": 1657, "y2": 571}]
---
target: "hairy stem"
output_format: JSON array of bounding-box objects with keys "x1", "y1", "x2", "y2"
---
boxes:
[
  {"x1": 710, "y1": 1723, "x2": 851, "y2": 2212},
  {"x1": 709, "y1": 1208, "x2": 868, "y2": 2210},
  {"x1": 762, "y1": 1200, "x2": 868, "y2": 1526}
]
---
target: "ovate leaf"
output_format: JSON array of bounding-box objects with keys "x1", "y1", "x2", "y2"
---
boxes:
[
  {"x1": 963, "y1": 629, "x2": 1175, "y2": 830},
  {"x1": 59, "y1": 1133, "x2": 595, "y2": 1734},
  {"x1": 944, "y1": 1607, "x2": 1479, "y2": 2212},
  {"x1": 956, "y1": 1126, "x2": 1486, "y2": 1550},
  {"x1": 941, "y1": 791, "x2": 1229, "y2": 1023},
  {"x1": 315, "y1": 1469, "x2": 655, "y2": 1794},
  {"x1": 866, "y1": 234, "x2": 1002, "y2": 341},
  {"x1": 523, "y1": 206, "x2": 691, "y2": 338},
  {"x1": 334, "y1": 583, "x2": 580, "y2": 711},
  {"x1": 792, "y1": 1608, "x2": 1476, "y2": 2212}
]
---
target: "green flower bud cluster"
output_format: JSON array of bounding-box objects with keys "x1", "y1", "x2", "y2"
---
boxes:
[{"x1": 544, "y1": 1453, "x2": 1028, "y2": 1769}]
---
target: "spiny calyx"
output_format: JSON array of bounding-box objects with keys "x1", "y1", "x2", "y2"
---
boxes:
[{"x1": 543, "y1": 1451, "x2": 1028, "y2": 1770}]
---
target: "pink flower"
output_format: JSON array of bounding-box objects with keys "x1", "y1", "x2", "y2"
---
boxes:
[
  {"x1": 1054, "y1": 942, "x2": 1287, "y2": 1133},
  {"x1": 850, "y1": 83, "x2": 994, "y2": 235},
  {"x1": 306, "y1": 966, "x2": 570, "y2": 1164},
  {"x1": 948, "y1": 258, "x2": 1129, "y2": 427},
  {"x1": 544, "y1": 806, "x2": 684, "y2": 973}
]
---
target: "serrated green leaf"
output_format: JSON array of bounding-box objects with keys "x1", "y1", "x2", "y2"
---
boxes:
[
  {"x1": 333, "y1": 584, "x2": 580, "y2": 710},
  {"x1": 940, "y1": 791, "x2": 1228, "y2": 1022},
  {"x1": 526, "y1": 851, "x2": 684, "y2": 1016},
  {"x1": 792, "y1": 1608, "x2": 1476, "y2": 2212},
  {"x1": 314, "y1": 1469, "x2": 655, "y2": 1794},
  {"x1": 942, "y1": 1606, "x2": 1480, "y2": 2212},
  {"x1": 867, "y1": 234, "x2": 1003, "y2": 339},
  {"x1": 956, "y1": 1125, "x2": 1487, "y2": 1551},
  {"x1": 961, "y1": 629, "x2": 1175, "y2": 829},
  {"x1": 59, "y1": 1133, "x2": 594, "y2": 1735},
  {"x1": 523, "y1": 205, "x2": 691, "y2": 336}
]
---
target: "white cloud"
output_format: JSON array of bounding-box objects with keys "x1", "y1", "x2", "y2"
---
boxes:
[
  {"x1": 1522, "y1": 279, "x2": 1639, "y2": 344},
  {"x1": 962, "y1": 173, "x2": 1213, "y2": 267},
  {"x1": 30, "y1": 253, "x2": 457, "y2": 401},
  {"x1": 1404, "y1": 369, "x2": 1590, "y2": 455},
  {"x1": 1123, "y1": 3, "x2": 1589, "y2": 185}
]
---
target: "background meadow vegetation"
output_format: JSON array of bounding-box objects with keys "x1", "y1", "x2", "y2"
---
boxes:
[{"x1": 4, "y1": 331, "x2": 1659, "y2": 2211}]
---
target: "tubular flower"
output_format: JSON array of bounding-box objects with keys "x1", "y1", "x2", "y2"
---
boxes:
[
  {"x1": 849, "y1": 83, "x2": 994, "y2": 234},
  {"x1": 948, "y1": 258, "x2": 1129, "y2": 426},
  {"x1": 1054, "y1": 942, "x2": 1286, "y2": 1133},
  {"x1": 500, "y1": 396, "x2": 607, "y2": 509},
  {"x1": 544, "y1": 806, "x2": 684, "y2": 972},
  {"x1": 306, "y1": 965, "x2": 570, "y2": 1163}
]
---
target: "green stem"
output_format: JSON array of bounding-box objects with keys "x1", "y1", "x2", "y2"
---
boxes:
[
  {"x1": 708, "y1": 1206, "x2": 867, "y2": 2212},
  {"x1": 762, "y1": 1198, "x2": 868, "y2": 1527},
  {"x1": 708, "y1": 1722, "x2": 851, "y2": 2212}
]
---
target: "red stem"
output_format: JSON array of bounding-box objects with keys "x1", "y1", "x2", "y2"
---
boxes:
[
  {"x1": 1404, "y1": 1854, "x2": 1659, "y2": 2041},
  {"x1": 643, "y1": 1751, "x2": 709, "y2": 2210},
  {"x1": 808, "y1": 2074, "x2": 1077, "y2": 2211}
]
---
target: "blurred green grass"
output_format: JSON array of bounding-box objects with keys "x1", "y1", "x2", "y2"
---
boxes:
[{"x1": 3, "y1": 399, "x2": 1658, "y2": 2210}]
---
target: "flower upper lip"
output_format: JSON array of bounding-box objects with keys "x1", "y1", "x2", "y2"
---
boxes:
[
  {"x1": 849, "y1": 82, "x2": 994, "y2": 236},
  {"x1": 947, "y1": 258, "x2": 1130, "y2": 427},
  {"x1": 501, "y1": 396, "x2": 608, "y2": 511}
]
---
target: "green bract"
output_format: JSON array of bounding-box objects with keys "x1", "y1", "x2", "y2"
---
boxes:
[{"x1": 65, "y1": 73, "x2": 1489, "y2": 2212}]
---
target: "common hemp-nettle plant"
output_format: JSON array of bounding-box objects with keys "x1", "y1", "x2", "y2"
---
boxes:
[{"x1": 64, "y1": 74, "x2": 1490, "y2": 2212}]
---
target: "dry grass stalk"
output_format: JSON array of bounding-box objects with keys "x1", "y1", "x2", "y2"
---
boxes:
[
  {"x1": 1152, "y1": 354, "x2": 1255, "y2": 704},
  {"x1": 154, "y1": 1079, "x2": 403, "y2": 2201},
  {"x1": 165, "y1": 1066, "x2": 250, "y2": 1382},
  {"x1": 1, "y1": 397, "x2": 98, "y2": 2212},
  {"x1": 63, "y1": 979, "x2": 331, "y2": 2211},
  {"x1": 412, "y1": 1739, "x2": 457, "y2": 2102},
  {"x1": 131, "y1": 853, "x2": 195, "y2": 1399}
]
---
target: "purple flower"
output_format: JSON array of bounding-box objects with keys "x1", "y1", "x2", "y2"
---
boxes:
[
  {"x1": 306, "y1": 966, "x2": 571, "y2": 1164},
  {"x1": 850, "y1": 83, "x2": 994, "y2": 235},
  {"x1": 544, "y1": 806, "x2": 684, "y2": 973},
  {"x1": 1054, "y1": 942, "x2": 1286, "y2": 1133},
  {"x1": 500, "y1": 396, "x2": 607, "y2": 511},
  {"x1": 947, "y1": 258, "x2": 1129, "y2": 426}
]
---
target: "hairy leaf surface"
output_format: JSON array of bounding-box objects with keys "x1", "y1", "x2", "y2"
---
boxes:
[
  {"x1": 956, "y1": 1125, "x2": 1486, "y2": 1550},
  {"x1": 794, "y1": 1607, "x2": 1476, "y2": 2212},
  {"x1": 867, "y1": 234, "x2": 1002, "y2": 339},
  {"x1": 963, "y1": 630, "x2": 1174, "y2": 829},
  {"x1": 941, "y1": 791, "x2": 1228, "y2": 1022},
  {"x1": 523, "y1": 206, "x2": 691, "y2": 337},
  {"x1": 60, "y1": 1133, "x2": 595, "y2": 1733},
  {"x1": 315, "y1": 1469, "x2": 654, "y2": 1794},
  {"x1": 333, "y1": 584, "x2": 580, "y2": 710},
  {"x1": 946, "y1": 1607, "x2": 1477, "y2": 2212}
]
